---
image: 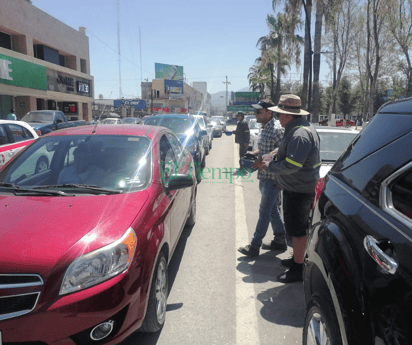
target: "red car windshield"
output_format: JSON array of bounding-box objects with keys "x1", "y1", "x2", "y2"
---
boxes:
[{"x1": 0, "y1": 135, "x2": 152, "y2": 193}]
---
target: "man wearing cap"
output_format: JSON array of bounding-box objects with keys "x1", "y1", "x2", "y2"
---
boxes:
[
  {"x1": 256, "y1": 94, "x2": 320, "y2": 283},
  {"x1": 238, "y1": 99, "x2": 286, "y2": 257},
  {"x1": 232, "y1": 111, "x2": 250, "y2": 175}
]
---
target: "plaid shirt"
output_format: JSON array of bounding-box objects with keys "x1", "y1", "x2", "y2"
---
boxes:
[{"x1": 257, "y1": 118, "x2": 284, "y2": 180}]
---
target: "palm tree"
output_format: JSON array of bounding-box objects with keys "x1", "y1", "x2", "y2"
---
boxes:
[
  {"x1": 248, "y1": 63, "x2": 269, "y2": 98},
  {"x1": 257, "y1": 12, "x2": 303, "y2": 103}
]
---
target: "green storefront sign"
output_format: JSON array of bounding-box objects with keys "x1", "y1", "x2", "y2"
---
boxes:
[
  {"x1": 0, "y1": 54, "x2": 47, "y2": 90},
  {"x1": 234, "y1": 92, "x2": 260, "y2": 98},
  {"x1": 227, "y1": 105, "x2": 254, "y2": 111}
]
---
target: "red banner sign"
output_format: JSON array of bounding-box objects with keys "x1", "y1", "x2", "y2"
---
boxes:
[
  {"x1": 153, "y1": 108, "x2": 161, "y2": 111},
  {"x1": 162, "y1": 108, "x2": 170, "y2": 112}
]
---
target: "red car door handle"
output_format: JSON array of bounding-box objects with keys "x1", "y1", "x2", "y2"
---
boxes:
[{"x1": 364, "y1": 235, "x2": 398, "y2": 274}]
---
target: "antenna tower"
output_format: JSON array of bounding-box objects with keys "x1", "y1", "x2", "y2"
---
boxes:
[{"x1": 117, "y1": 0, "x2": 122, "y2": 98}]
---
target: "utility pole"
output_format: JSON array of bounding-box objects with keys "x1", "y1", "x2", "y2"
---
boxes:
[
  {"x1": 117, "y1": 0, "x2": 122, "y2": 99},
  {"x1": 223, "y1": 76, "x2": 231, "y2": 115},
  {"x1": 139, "y1": 26, "x2": 143, "y2": 98}
]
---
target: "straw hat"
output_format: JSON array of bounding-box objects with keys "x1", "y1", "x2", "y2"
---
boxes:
[{"x1": 268, "y1": 94, "x2": 309, "y2": 115}]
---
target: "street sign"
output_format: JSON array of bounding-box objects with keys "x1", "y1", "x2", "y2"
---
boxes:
[{"x1": 227, "y1": 105, "x2": 254, "y2": 112}]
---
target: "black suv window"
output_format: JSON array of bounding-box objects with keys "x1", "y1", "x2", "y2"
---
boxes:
[
  {"x1": 392, "y1": 170, "x2": 412, "y2": 221},
  {"x1": 333, "y1": 113, "x2": 411, "y2": 171}
]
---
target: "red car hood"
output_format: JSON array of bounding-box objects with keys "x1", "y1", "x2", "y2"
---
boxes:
[{"x1": 0, "y1": 191, "x2": 149, "y2": 276}]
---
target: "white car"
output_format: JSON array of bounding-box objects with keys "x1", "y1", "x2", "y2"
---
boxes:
[
  {"x1": 316, "y1": 126, "x2": 359, "y2": 178},
  {"x1": 102, "y1": 118, "x2": 123, "y2": 124},
  {"x1": 193, "y1": 115, "x2": 213, "y2": 154},
  {"x1": 248, "y1": 119, "x2": 261, "y2": 151},
  {"x1": 0, "y1": 120, "x2": 39, "y2": 169}
]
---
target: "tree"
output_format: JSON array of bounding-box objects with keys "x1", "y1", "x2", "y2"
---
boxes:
[
  {"x1": 257, "y1": 12, "x2": 303, "y2": 103},
  {"x1": 384, "y1": 0, "x2": 412, "y2": 96},
  {"x1": 323, "y1": 0, "x2": 359, "y2": 119},
  {"x1": 312, "y1": 0, "x2": 325, "y2": 122},
  {"x1": 338, "y1": 76, "x2": 354, "y2": 118}
]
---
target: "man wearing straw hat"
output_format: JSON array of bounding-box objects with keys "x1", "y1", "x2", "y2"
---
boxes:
[{"x1": 256, "y1": 94, "x2": 321, "y2": 283}]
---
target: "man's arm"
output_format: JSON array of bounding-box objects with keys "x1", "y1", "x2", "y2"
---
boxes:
[{"x1": 266, "y1": 129, "x2": 312, "y2": 174}]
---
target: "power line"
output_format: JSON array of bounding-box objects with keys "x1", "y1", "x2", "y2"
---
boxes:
[{"x1": 86, "y1": 29, "x2": 154, "y2": 77}]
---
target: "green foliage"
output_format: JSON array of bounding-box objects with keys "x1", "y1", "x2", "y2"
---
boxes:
[{"x1": 338, "y1": 77, "x2": 354, "y2": 117}]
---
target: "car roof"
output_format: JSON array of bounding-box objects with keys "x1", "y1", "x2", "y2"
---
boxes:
[
  {"x1": 315, "y1": 127, "x2": 359, "y2": 134},
  {"x1": 0, "y1": 120, "x2": 39, "y2": 136},
  {"x1": 43, "y1": 124, "x2": 165, "y2": 139},
  {"x1": 149, "y1": 114, "x2": 193, "y2": 119}
]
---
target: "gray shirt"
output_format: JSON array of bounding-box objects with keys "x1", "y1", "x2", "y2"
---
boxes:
[{"x1": 266, "y1": 117, "x2": 321, "y2": 193}]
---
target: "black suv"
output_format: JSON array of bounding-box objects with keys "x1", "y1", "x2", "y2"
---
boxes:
[{"x1": 303, "y1": 97, "x2": 412, "y2": 345}]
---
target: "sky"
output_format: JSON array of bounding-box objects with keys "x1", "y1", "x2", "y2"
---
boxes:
[{"x1": 32, "y1": 0, "x2": 332, "y2": 99}]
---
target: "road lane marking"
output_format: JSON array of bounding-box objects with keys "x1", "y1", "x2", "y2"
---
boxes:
[{"x1": 235, "y1": 144, "x2": 260, "y2": 345}]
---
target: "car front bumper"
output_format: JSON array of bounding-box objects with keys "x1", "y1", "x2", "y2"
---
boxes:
[{"x1": 0, "y1": 271, "x2": 145, "y2": 345}]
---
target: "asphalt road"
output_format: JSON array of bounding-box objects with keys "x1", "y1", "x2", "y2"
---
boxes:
[{"x1": 121, "y1": 125, "x2": 305, "y2": 345}]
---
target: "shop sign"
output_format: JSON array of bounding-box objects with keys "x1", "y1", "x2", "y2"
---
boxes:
[
  {"x1": 162, "y1": 108, "x2": 170, "y2": 112},
  {"x1": 153, "y1": 108, "x2": 161, "y2": 111},
  {"x1": 113, "y1": 99, "x2": 146, "y2": 110},
  {"x1": 0, "y1": 53, "x2": 47, "y2": 90},
  {"x1": 63, "y1": 102, "x2": 78, "y2": 113},
  {"x1": 77, "y1": 81, "x2": 90, "y2": 94}
]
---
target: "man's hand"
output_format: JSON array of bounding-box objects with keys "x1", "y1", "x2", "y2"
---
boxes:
[
  {"x1": 252, "y1": 158, "x2": 265, "y2": 170},
  {"x1": 252, "y1": 149, "x2": 259, "y2": 156}
]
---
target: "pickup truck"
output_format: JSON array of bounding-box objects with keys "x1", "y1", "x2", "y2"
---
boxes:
[{"x1": 21, "y1": 110, "x2": 88, "y2": 135}]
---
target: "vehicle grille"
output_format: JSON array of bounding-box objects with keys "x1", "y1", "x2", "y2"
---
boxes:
[
  {"x1": 0, "y1": 274, "x2": 43, "y2": 321},
  {"x1": 0, "y1": 293, "x2": 39, "y2": 316},
  {"x1": 0, "y1": 274, "x2": 43, "y2": 288},
  {"x1": 3, "y1": 341, "x2": 47, "y2": 345}
]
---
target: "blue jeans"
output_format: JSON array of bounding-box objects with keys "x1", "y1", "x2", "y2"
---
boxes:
[{"x1": 251, "y1": 179, "x2": 286, "y2": 249}]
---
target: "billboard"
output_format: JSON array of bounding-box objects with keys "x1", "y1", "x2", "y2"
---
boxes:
[
  {"x1": 155, "y1": 63, "x2": 184, "y2": 80},
  {"x1": 165, "y1": 80, "x2": 183, "y2": 94},
  {"x1": 113, "y1": 99, "x2": 146, "y2": 110}
]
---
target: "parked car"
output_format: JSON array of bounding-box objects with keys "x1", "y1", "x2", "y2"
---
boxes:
[
  {"x1": 122, "y1": 117, "x2": 142, "y2": 124},
  {"x1": 0, "y1": 124, "x2": 197, "y2": 344},
  {"x1": 248, "y1": 119, "x2": 261, "y2": 151},
  {"x1": 211, "y1": 116, "x2": 227, "y2": 131},
  {"x1": 145, "y1": 114, "x2": 207, "y2": 181},
  {"x1": 245, "y1": 115, "x2": 256, "y2": 127},
  {"x1": 102, "y1": 118, "x2": 123, "y2": 124},
  {"x1": 316, "y1": 126, "x2": 359, "y2": 178},
  {"x1": 303, "y1": 97, "x2": 412, "y2": 345},
  {"x1": 21, "y1": 110, "x2": 88, "y2": 135},
  {"x1": 320, "y1": 118, "x2": 355, "y2": 127},
  {"x1": 193, "y1": 114, "x2": 213, "y2": 154},
  {"x1": 0, "y1": 120, "x2": 39, "y2": 169},
  {"x1": 208, "y1": 118, "x2": 223, "y2": 137},
  {"x1": 226, "y1": 117, "x2": 238, "y2": 126},
  {"x1": 142, "y1": 115, "x2": 151, "y2": 124}
]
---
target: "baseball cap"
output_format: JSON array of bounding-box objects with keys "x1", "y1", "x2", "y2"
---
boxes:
[{"x1": 252, "y1": 100, "x2": 275, "y2": 110}]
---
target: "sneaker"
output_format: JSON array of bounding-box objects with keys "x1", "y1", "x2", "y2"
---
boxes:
[
  {"x1": 238, "y1": 245, "x2": 259, "y2": 257},
  {"x1": 277, "y1": 262, "x2": 303, "y2": 283},
  {"x1": 261, "y1": 241, "x2": 287, "y2": 252},
  {"x1": 280, "y1": 256, "x2": 294, "y2": 268}
]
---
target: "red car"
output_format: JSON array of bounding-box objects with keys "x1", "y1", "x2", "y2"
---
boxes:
[
  {"x1": 321, "y1": 119, "x2": 355, "y2": 127},
  {"x1": 0, "y1": 125, "x2": 197, "y2": 344}
]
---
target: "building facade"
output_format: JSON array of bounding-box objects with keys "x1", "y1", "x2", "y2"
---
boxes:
[
  {"x1": 0, "y1": 0, "x2": 94, "y2": 120},
  {"x1": 141, "y1": 79, "x2": 205, "y2": 114},
  {"x1": 192, "y1": 81, "x2": 211, "y2": 114}
]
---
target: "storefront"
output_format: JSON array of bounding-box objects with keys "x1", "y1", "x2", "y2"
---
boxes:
[{"x1": 0, "y1": 52, "x2": 93, "y2": 120}]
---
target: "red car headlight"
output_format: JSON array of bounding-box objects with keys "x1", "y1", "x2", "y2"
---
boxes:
[{"x1": 60, "y1": 228, "x2": 137, "y2": 295}]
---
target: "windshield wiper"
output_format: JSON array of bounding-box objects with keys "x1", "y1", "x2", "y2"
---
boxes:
[
  {"x1": 33, "y1": 184, "x2": 122, "y2": 194},
  {"x1": 0, "y1": 182, "x2": 74, "y2": 196}
]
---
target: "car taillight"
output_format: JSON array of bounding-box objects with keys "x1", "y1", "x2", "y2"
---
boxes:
[
  {"x1": 312, "y1": 177, "x2": 325, "y2": 210},
  {"x1": 35, "y1": 130, "x2": 42, "y2": 136}
]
